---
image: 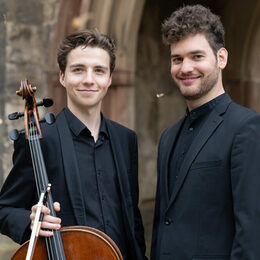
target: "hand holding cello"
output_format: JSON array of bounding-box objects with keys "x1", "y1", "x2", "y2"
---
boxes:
[{"x1": 30, "y1": 201, "x2": 61, "y2": 238}]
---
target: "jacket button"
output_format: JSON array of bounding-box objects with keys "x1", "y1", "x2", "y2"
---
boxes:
[{"x1": 164, "y1": 217, "x2": 172, "y2": 225}]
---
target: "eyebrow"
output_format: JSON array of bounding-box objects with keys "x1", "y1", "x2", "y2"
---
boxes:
[
  {"x1": 69, "y1": 63, "x2": 84, "y2": 68},
  {"x1": 171, "y1": 50, "x2": 206, "y2": 58},
  {"x1": 95, "y1": 65, "x2": 109, "y2": 71},
  {"x1": 69, "y1": 64, "x2": 109, "y2": 70}
]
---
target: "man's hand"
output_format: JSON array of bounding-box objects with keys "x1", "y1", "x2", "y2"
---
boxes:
[{"x1": 30, "y1": 202, "x2": 61, "y2": 237}]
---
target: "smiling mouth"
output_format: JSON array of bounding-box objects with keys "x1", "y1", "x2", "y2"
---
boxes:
[
  {"x1": 78, "y1": 89, "x2": 98, "y2": 92},
  {"x1": 178, "y1": 75, "x2": 201, "y2": 85},
  {"x1": 179, "y1": 75, "x2": 200, "y2": 79}
]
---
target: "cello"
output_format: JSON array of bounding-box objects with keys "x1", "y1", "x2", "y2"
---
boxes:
[{"x1": 8, "y1": 79, "x2": 123, "y2": 260}]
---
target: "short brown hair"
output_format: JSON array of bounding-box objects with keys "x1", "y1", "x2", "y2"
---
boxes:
[
  {"x1": 162, "y1": 4, "x2": 225, "y2": 55},
  {"x1": 57, "y1": 29, "x2": 116, "y2": 74}
]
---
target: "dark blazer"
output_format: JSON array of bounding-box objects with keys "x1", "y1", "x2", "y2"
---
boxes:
[
  {"x1": 151, "y1": 94, "x2": 260, "y2": 260},
  {"x1": 0, "y1": 109, "x2": 147, "y2": 260}
]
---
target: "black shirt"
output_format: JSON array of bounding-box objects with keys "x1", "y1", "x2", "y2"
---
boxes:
[
  {"x1": 64, "y1": 107, "x2": 129, "y2": 259},
  {"x1": 168, "y1": 94, "x2": 227, "y2": 197}
]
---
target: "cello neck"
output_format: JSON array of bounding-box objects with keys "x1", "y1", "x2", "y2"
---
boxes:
[{"x1": 19, "y1": 79, "x2": 66, "y2": 260}]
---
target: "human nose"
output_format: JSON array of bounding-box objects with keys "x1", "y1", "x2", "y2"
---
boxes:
[
  {"x1": 83, "y1": 70, "x2": 94, "y2": 84},
  {"x1": 180, "y1": 59, "x2": 193, "y2": 74}
]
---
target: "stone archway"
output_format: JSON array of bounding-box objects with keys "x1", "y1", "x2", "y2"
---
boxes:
[
  {"x1": 222, "y1": 0, "x2": 260, "y2": 111},
  {"x1": 46, "y1": 0, "x2": 82, "y2": 115},
  {"x1": 239, "y1": 1, "x2": 260, "y2": 111},
  {"x1": 47, "y1": 0, "x2": 146, "y2": 130}
]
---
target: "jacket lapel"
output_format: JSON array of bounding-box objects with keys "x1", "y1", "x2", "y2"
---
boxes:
[
  {"x1": 166, "y1": 95, "x2": 232, "y2": 212},
  {"x1": 105, "y1": 119, "x2": 135, "y2": 227},
  {"x1": 55, "y1": 110, "x2": 87, "y2": 225}
]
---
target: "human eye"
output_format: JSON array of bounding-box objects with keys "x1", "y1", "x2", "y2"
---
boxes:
[
  {"x1": 171, "y1": 57, "x2": 183, "y2": 65},
  {"x1": 96, "y1": 68, "x2": 104, "y2": 73},
  {"x1": 193, "y1": 54, "x2": 204, "y2": 60},
  {"x1": 95, "y1": 67, "x2": 107, "y2": 75},
  {"x1": 72, "y1": 67, "x2": 83, "y2": 73}
]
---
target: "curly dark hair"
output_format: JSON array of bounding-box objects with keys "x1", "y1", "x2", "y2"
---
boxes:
[
  {"x1": 162, "y1": 4, "x2": 225, "y2": 55},
  {"x1": 57, "y1": 29, "x2": 116, "y2": 74}
]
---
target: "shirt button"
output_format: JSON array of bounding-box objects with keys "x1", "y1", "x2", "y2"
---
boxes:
[
  {"x1": 164, "y1": 217, "x2": 172, "y2": 225},
  {"x1": 189, "y1": 127, "x2": 193, "y2": 131}
]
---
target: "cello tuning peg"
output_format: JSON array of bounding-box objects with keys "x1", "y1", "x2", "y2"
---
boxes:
[
  {"x1": 8, "y1": 112, "x2": 24, "y2": 120},
  {"x1": 45, "y1": 113, "x2": 56, "y2": 125},
  {"x1": 9, "y1": 129, "x2": 19, "y2": 140},
  {"x1": 39, "y1": 113, "x2": 56, "y2": 125},
  {"x1": 36, "y1": 97, "x2": 53, "y2": 108},
  {"x1": 9, "y1": 129, "x2": 24, "y2": 141},
  {"x1": 43, "y1": 97, "x2": 53, "y2": 107}
]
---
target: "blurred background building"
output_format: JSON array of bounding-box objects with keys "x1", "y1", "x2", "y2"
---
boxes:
[{"x1": 0, "y1": 0, "x2": 260, "y2": 258}]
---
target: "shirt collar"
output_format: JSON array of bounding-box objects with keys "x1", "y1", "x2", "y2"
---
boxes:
[
  {"x1": 64, "y1": 106, "x2": 109, "y2": 139},
  {"x1": 186, "y1": 93, "x2": 227, "y2": 125}
]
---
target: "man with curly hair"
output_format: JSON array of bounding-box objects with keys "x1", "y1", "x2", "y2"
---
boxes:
[{"x1": 151, "y1": 4, "x2": 260, "y2": 260}]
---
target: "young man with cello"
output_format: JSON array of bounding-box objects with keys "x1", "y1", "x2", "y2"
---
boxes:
[{"x1": 0, "y1": 29, "x2": 147, "y2": 260}]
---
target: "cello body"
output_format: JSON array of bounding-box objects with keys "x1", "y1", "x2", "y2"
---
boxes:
[{"x1": 10, "y1": 226, "x2": 123, "y2": 260}]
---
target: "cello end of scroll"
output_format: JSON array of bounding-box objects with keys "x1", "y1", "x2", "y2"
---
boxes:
[{"x1": 16, "y1": 90, "x2": 22, "y2": 96}]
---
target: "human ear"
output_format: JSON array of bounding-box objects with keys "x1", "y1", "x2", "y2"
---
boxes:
[
  {"x1": 59, "y1": 71, "x2": 66, "y2": 88},
  {"x1": 217, "y1": 48, "x2": 228, "y2": 69},
  {"x1": 107, "y1": 75, "x2": 112, "y2": 88}
]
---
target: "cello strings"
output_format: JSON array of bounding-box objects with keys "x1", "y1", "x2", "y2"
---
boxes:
[
  {"x1": 28, "y1": 121, "x2": 65, "y2": 259},
  {"x1": 32, "y1": 127, "x2": 58, "y2": 260},
  {"x1": 29, "y1": 125, "x2": 54, "y2": 259},
  {"x1": 33, "y1": 136, "x2": 65, "y2": 259},
  {"x1": 28, "y1": 123, "x2": 55, "y2": 258},
  {"x1": 31, "y1": 125, "x2": 59, "y2": 260},
  {"x1": 28, "y1": 123, "x2": 40, "y2": 196}
]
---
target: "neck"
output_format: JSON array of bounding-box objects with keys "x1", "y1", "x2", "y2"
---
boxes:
[
  {"x1": 187, "y1": 83, "x2": 225, "y2": 111},
  {"x1": 68, "y1": 105, "x2": 101, "y2": 142}
]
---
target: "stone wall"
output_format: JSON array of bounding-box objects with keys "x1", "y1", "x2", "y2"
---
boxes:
[{"x1": 0, "y1": 0, "x2": 61, "y2": 258}]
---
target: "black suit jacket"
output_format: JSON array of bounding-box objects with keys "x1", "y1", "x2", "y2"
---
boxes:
[
  {"x1": 0, "y1": 109, "x2": 147, "y2": 260},
  {"x1": 151, "y1": 94, "x2": 260, "y2": 260}
]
